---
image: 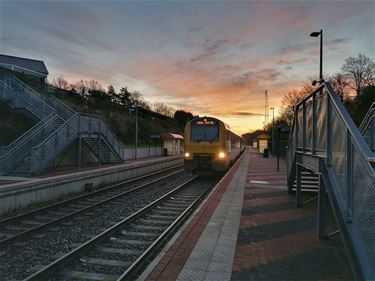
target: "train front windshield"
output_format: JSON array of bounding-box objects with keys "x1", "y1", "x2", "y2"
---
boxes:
[{"x1": 191, "y1": 119, "x2": 219, "y2": 142}]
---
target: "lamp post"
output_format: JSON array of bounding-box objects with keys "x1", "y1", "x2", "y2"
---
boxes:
[
  {"x1": 310, "y1": 29, "x2": 323, "y2": 83},
  {"x1": 129, "y1": 105, "x2": 138, "y2": 159},
  {"x1": 270, "y1": 107, "x2": 275, "y2": 155}
]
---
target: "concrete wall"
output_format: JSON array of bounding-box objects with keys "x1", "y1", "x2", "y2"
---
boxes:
[{"x1": 0, "y1": 156, "x2": 183, "y2": 216}]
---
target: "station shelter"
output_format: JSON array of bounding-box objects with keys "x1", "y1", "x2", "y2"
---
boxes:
[
  {"x1": 163, "y1": 133, "x2": 184, "y2": 156},
  {"x1": 0, "y1": 54, "x2": 49, "y2": 94},
  {"x1": 255, "y1": 132, "x2": 271, "y2": 154}
]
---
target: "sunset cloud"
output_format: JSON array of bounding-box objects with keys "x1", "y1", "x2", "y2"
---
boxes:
[{"x1": 0, "y1": 1, "x2": 373, "y2": 134}]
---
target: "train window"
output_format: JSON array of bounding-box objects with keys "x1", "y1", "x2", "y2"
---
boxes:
[{"x1": 191, "y1": 122, "x2": 219, "y2": 142}]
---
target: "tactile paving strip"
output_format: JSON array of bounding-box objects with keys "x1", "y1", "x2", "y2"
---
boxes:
[{"x1": 177, "y1": 152, "x2": 249, "y2": 281}]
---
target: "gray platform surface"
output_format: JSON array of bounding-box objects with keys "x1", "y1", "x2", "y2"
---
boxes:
[{"x1": 177, "y1": 151, "x2": 249, "y2": 281}]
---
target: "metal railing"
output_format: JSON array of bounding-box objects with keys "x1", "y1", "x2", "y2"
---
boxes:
[
  {"x1": 124, "y1": 146, "x2": 164, "y2": 160},
  {"x1": 0, "y1": 75, "x2": 124, "y2": 175},
  {"x1": 11, "y1": 76, "x2": 75, "y2": 121},
  {"x1": 287, "y1": 82, "x2": 375, "y2": 279},
  {"x1": 0, "y1": 76, "x2": 55, "y2": 120},
  {"x1": 359, "y1": 102, "x2": 375, "y2": 152},
  {"x1": 78, "y1": 113, "x2": 123, "y2": 159},
  {"x1": 0, "y1": 114, "x2": 60, "y2": 175},
  {"x1": 30, "y1": 113, "x2": 124, "y2": 174}
]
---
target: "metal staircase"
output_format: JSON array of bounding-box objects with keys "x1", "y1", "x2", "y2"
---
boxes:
[
  {"x1": 287, "y1": 82, "x2": 375, "y2": 280},
  {"x1": 0, "y1": 75, "x2": 124, "y2": 176},
  {"x1": 359, "y1": 102, "x2": 375, "y2": 153}
]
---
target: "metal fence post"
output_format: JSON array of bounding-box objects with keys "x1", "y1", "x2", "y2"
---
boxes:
[
  {"x1": 98, "y1": 136, "x2": 101, "y2": 167},
  {"x1": 312, "y1": 93, "x2": 317, "y2": 154},
  {"x1": 296, "y1": 162, "x2": 302, "y2": 208},
  {"x1": 326, "y1": 95, "x2": 332, "y2": 166},
  {"x1": 317, "y1": 174, "x2": 327, "y2": 238},
  {"x1": 303, "y1": 101, "x2": 306, "y2": 151},
  {"x1": 346, "y1": 130, "x2": 353, "y2": 223}
]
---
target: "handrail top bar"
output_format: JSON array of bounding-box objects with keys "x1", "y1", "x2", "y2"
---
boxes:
[
  {"x1": 0, "y1": 79, "x2": 14, "y2": 90},
  {"x1": 359, "y1": 102, "x2": 375, "y2": 133},
  {"x1": 0, "y1": 112, "x2": 55, "y2": 150},
  {"x1": 33, "y1": 112, "x2": 79, "y2": 151},
  {"x1": 295, "y1": 83, "x2": 325, "y2": 110}
]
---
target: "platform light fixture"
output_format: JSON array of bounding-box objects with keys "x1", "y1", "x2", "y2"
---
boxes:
[{"x1": 309, "y1": 29, "x2": 323, "y2": 84}]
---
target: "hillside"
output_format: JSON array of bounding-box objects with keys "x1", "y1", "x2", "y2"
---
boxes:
[
  {"x1": 47, "y1": 85, "x2": 184, "y2": 145},
  {"x1": 0, "y1": 102, "x2": 37, "y2": 146}
]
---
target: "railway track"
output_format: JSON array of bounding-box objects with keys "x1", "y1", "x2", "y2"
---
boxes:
[
  {"x1": 24, "y1": 176, "x2": 215, "y2": 281},
  {"x1": 0, "y1": 167, "x2": 198, "y2": 281},
  {"x1": 0, "y1": 165, "x2": 184, "y2": 245}
]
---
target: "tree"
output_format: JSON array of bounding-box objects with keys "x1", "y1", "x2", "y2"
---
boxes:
[
  {"x1": 279, "y1": 89, "x2": 307, "y2": 125},
  {"x1": 88, "y1": 79, "x2": 102, "y2": 92},
  {"x1": 152, "y1": 102, "x2": 175, "y2": 117},
  {"x1": 107, "y1": 85, "x2": 116, "y2": 103},
  {"x1": 73, "y1": 80, "x2": 88, "y2": 97},
  {"x1": 129, "y1": 91, "x2": 150, "y2": 109},
  {"x1": 174, "y1": 110, "x2": 195, "y2": 125},
  {"x1": 342, "y1": 53, "x2": 375, "y2": 96},
  {"x1": 53, "y1": 75, "x2": 69, "y2": 90},
  {"x1": 88, "y1": 88, "x2": 110, "y2": 103},
  {"x1": 327, "y1": 73, "x2": 350, "y2": 100},
  {"x1": 118, "y1": 87, "x2": 131, "y2": 106}
]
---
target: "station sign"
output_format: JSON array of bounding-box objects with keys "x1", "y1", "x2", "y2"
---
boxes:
[{"x1": 278, "y1": 126, "x2": 291, "y2": 133}]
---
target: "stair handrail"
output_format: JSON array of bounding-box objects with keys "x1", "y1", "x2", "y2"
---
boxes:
[
  {"x1": 2, "y1": 77, "x2": 56, "y2": 119},
  {"x1": 359, "y1": 102, "x2": 375, "y2": 138},
  {"x1": 0, "y1": 114, "x2": 60, "y2": 175},
  {"x1": 0, "y1": 113, "x2": 56, "y2": 157},
  {"x1": 78, "y1": 112, "x2": 124, "y2": 159},
  {"x1": 359, "y1": 102, "x2": 375, "y2": 133},
  {"x1": 31, "y1": 113, "x2": 80, "y2": 174},
  {"x1": 11, "y1": 76, "x2": 75, "y2": 121},
  {"x1": 287, "y1": 82, "x2": 375, "y2": 279}
]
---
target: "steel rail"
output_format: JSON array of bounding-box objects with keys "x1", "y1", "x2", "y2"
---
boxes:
[
  {"x1": 118, "y1": 177, "x2": 211, "y2": 280},
  {"x1": 23, "y1": 175, "x2": 199, "y2": 281},
  {"x1": 0, "y1": 165, "x2": 184, "y2": 245}
]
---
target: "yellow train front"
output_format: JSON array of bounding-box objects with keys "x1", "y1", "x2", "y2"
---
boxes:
[{"x1": 184, "y1": 117, "x2": 245, "y2": 172}]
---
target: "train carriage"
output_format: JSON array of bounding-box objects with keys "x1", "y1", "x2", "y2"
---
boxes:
[{"x1": 184, "y1": 116, "x2": 245, "y2": 172}]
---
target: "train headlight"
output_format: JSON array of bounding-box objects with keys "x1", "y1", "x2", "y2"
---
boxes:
[
  {"x1": 218, "y1": 152, "x2": 226, "y2": 159},
  {"x1": 185, "y1": 152, "x2": 190, "y2": 158}
]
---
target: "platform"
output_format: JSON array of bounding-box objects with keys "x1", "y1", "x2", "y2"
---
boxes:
[
  {"x1": 139, "y1": 147, "x2": 354, "y2": 281},
  {"x1": 0, "y1": 155, "x2": 182, "y2": 216}
]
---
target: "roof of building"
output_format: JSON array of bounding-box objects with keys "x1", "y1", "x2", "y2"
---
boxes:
[
  {"x1": 0, "y1": 54, "x2": 48, "y2": 77},
  {"x1": 164, "y1": 133, "x2": 184, "y2": 140}
]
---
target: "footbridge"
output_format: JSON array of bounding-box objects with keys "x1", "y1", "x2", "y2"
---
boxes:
[
  {"x1": 287, "y1": 82, "x2": 375, "y2": 280},
  {"x1": 0, "y1": 75, "x2": 124, "y2": 176}
]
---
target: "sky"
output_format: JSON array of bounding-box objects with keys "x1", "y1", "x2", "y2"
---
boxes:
[{"x1": 0, "y1": 0, "x2": 374, "y2": 134}]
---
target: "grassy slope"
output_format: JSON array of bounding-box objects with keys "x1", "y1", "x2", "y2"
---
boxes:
[
  {"x1": 48, "y1": 87, "x2": 184, "y2": 145},
  {"x1": 0, "y1": 102, "x2": 37, "y2": 146}
]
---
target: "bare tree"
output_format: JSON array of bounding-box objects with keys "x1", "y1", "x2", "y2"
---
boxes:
[
  {"x1": 327, "y1": 73, "x2": 351, "y2": 100},
  {"x1": 129, "y1": 91, "x2": 150, "y2": 109},
  {"x1": 279, "y1": 89, "x2": 308, "y2": 124},
  {"x1": 342, "y1": 53, "x2": 375, "y2": 96},
  {"x1": 152, "y1": 102, "x2": 175, "y2": 117},
  {"x1": 53, "y1": 75, "x2": 69, "y2": 90},
  {"x1": 88, "y1": 79, "x2": 103, "y2": 92}
]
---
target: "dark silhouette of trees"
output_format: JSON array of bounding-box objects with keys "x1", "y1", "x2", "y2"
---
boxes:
[
  {"x1": 152, "y1": 102, "x2": 175, "y2": 117},
  {"x1": 279, "y1": 90, "x2": 307, "y2": 125},
  {"x1": 118, "y1": 87, "x2": 131, "y2": 106},
  {"x1": 52, "y1": 75, "x2": 69, "y2": 90},
  {"x1": 174, "y1": 110, "x2": 195, "y2": 125},
  {"x1": 107, "y1": 85, "x2": 116, "y2": 102},
  {"x1": 327, "y1": 73, "x2": 350, "y2": 100},
  {"x1": 342, "y1": 53, "x2": 375, "y2": 96}
]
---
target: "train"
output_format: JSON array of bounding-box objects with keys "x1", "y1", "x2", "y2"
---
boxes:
[{"x1": 183, "y1": 116, "x2": 245, "y2": 172}]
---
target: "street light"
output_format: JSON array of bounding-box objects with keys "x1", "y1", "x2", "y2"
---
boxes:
[
  {"x1": 129, "y1": 105, "x2": 138, "y2": 159},
  {"x1": 270, "y1": 107, "x2": 275, "y2": 155},
  {"x1": 310, "y1": 29, "x2": 323, "y2": 83}
]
